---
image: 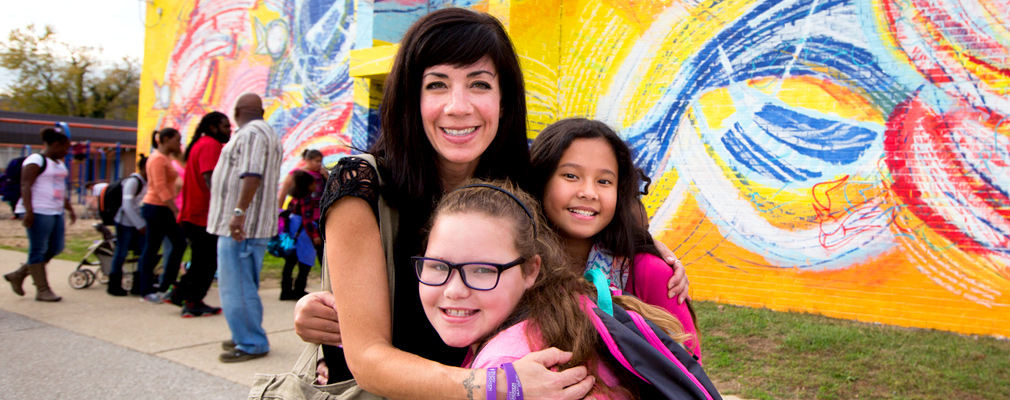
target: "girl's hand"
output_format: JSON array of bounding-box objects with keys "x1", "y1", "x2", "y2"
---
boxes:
[
  {"x1": 21, "y1": 211, "x2": 34, "y2": 229},
  {"x1": 654, "y1": 240, "x2": 690, "y2": 304},
  {"x1": 510, "y1": 348, "x2": 595, "y2": 400},
  {"x1": 294, "y1": 291, "x2": 342, "y2": 346},
  {"x1": 312, "y1": 237, "x2": 322, "y2": 246}
]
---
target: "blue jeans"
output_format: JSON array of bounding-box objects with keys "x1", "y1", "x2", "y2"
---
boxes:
[
  {"x1": 111, "y1": 223, "x2": 145, "y2": 276},
  {"x1": 217, "y1": 235, "x2": 270, "y2": 354},
  {"x1": 25, "y1": 214, "x2": 65, "y2": 264},
  {"x1": 135, "y1": 204, "x2": 187, "y2": 295}
]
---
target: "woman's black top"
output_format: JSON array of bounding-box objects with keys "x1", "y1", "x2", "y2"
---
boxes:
[{"x1": 318, "y1": 156, "x2": 467, "y2": 383}]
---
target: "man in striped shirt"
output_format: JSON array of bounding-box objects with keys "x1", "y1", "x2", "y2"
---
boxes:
[{"x1": 207, "y1": 93, "x2": 283, "y2": 363}]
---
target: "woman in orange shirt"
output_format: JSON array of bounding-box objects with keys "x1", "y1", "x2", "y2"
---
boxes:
[{"x1": 134, "y1": 128, "x2": 189, "y2": 302}]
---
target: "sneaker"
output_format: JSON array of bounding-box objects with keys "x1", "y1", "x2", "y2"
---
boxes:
[
  {"x1": 141, "y1": 292, "x2": 167, "y2": 304},
  {"x1": 181, "y1": 302, "x2": 222, "y2": 318},
  {"x1": 165, "y1": 290, "x2": 185, "y2": 307},
  {"x1": 222, "y1": 340, "x2": 236, "y2": 351},
  {"x1": 219, "y1": 349, "x2": 268, "y2": 363}
]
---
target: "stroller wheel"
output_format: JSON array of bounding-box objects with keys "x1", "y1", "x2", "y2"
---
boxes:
[
  {"x1": 122, "y1": 274, "x2": 134, "y2": 292},
  {"x1": 69, "y1": 271, "x2": 91, "y2": 289},
  {"x1": 82, "y1": 269, "x2": 96, "y2": 287}
]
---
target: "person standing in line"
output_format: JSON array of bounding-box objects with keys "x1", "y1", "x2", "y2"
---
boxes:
[
  {"x1": 276, "y1": 149, "x2": 328, "y2": 266},
  {"x1": 106, "y1": 154, "x2": 149, "y2": 296},
  {"x1": 207, "y1": 93, "x2": 283, "y2": 363},
  {"x1": 172, "y1": 111, "x2": 232, "y2": 317},
  {"x1": 134, "y1": 128, "x2": 188, "y2": 301},
  {"x1": 3, "y1": 127, "x2": 75, "y2": 302}
]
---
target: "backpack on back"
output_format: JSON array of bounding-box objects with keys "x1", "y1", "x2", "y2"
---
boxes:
[
  {"x1": 581, "y1": 270, "x2": 721, "y2": 400},
  {"x1": 98, "y1": 175, "x2": 141, "y2": 225},
  {"x1": 1, "y1": 155, "x2": 47, "y2": 203}
]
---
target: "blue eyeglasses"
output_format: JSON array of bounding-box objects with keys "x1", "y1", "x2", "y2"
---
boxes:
[{"x1": 412, "y1": 256, "x2": 526, "y2": 291}]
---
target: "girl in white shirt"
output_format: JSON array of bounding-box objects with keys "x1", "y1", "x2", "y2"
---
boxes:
[{"x1": 4, "y1": 127, "x2": 76, "y2": 302}]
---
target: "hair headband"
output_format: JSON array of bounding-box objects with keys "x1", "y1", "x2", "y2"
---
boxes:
[{"x1": 459, "y1": 183, "x2": 537, "y2": 239}]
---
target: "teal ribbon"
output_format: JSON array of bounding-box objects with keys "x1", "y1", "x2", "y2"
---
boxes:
[{"x1": 584, "y1": 269, "x2": 614, "y2": 316}]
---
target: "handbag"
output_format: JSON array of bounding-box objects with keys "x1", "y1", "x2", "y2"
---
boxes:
[
  {"x1": 268, "y1": 213, "x2": 303, "y2": 258},
  {"x1": 248, "y1": 154, "x2": 396, "y2": 400}
]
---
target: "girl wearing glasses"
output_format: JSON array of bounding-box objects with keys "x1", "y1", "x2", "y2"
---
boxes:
[{"x1": 417, "y1": 180, "x2": 694, "y2": 399}]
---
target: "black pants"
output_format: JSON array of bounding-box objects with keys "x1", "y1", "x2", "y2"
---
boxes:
[
  {"x1": 174, "y1": 222, "x2": 218, "y2": 304},
  {"x1": 281, "y1": 253, "x2": 311, "y2": 296},
  {"x1": 135, "y1": 204, "x2": 186, "y2": 295}
]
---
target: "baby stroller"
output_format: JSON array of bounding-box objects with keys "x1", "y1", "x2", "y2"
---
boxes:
[{"x1": 69, "y1": 223, "x2": 159, "y2": 290}]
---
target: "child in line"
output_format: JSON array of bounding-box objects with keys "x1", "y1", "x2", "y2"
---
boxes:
[
  {"x1": 530, "y1": 118, "x2": 701, "y2": 358},
  {"x1": 279, "y1": 170, "x2": 320, "y2": 301},
  {"x1": 416, "y1": 180, "x2": 692, "y2": 399}
]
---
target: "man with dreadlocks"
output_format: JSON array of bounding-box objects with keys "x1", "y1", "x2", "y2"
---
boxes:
[{"x1": 173, "y1": 111, "x2": 232, "y2": 317}]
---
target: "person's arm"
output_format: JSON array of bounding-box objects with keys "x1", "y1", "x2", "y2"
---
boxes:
[
  {"x1": 121, "y1": 178, "x2": 145, "y2": 230},
  {"x1": 227, "y1": 175, "x2": 261, "y2": 242},
  {"x1": 653, "y1": 240, "x2": 689, "y2": 303},
  {"x1": 277, "y1": 173, "x2": 293, "y2": 209},
  {"x1": 629, "y1": 254, "x2": 700, "y2": 358},
  {"x1": 63, "y1": 196, "x2": 76, "y2": 225},
  {"x1": 327, "y1": 198, "x2": 592, "y2": 400},
  {"x1": 19, "y1": 158, "x2": 41, "y2": 228}
]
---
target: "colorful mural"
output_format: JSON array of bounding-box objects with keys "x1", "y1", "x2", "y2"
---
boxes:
[{"x1": 139, "y1": 0, "x2": 1009, "y2": 336}]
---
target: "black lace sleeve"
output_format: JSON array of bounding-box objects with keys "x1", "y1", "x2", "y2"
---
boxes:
[{"x1": 318, "y1": 156, "x2": 380, "y2": 240}]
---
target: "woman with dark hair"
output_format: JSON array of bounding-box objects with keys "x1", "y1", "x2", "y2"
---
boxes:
[
  {"x1": 134, "y1": 128, "x2": 188, "y2": 302},
  {"x1": 294, "y1": 8, "x2": 593, "y2": 399},
  {"x1": 4, "y1": 127, "x2": 75, "y2": 302}
]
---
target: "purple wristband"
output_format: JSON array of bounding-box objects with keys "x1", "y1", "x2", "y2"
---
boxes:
[
  {"x1": 486, "y1": 367, "x2": 498, "y2": 400},
  {"x1": 502, "y1": 362, "x2": 523, "y2": 400}
]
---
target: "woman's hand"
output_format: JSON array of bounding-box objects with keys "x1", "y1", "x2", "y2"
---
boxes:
[
  {"x1": 294, "y1": 291, "x2": 342, "y2": 346},
  {"x1": 654, "y1": 240, "x2": 690, "y2": 304},
  {"x1": 510, "y1": 348, "x2": 595, "y2": 400},
  {"x1": 21, "y1": 211, "x2": 34, "y2": 229}
]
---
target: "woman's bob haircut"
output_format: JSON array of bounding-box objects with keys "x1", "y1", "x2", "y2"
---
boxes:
[{"x1": 369, "y1": 7, "x2": 529, "y2": 203}]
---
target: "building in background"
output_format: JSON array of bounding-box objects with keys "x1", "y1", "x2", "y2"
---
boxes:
[
  {"x1": 0, "y1": 110, "x2": 139, "y2": 204},
  {"x1": 136, "y1": 0, "x2": 1010, "y2": 338}
]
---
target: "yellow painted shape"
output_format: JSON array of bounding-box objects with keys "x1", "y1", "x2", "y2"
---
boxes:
[
  {"x1": 750, "y1": 76, "x2": 887, "y2": 124},
  {"x1": 350, "y1": 44, "x2": 399, "y2": 78},
  {"x1": 509, "y1": 0, "x2": 563, "y2": 135},
  {"x1": 138, "y1": 0, "x2": 197, "y2": 157}
]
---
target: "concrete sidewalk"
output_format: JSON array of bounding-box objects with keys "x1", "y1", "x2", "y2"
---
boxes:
[{"x1": 0, "y1": 248, "x2": 305, "y2": 398}]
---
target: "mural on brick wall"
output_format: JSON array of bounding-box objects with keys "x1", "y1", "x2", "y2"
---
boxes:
[
  {"x1": 559, "y1": 0, "x2": 1008, "y2": 335},
  {"x1": 140, "y1": 0, "x2": 1009, "y2": 336}
]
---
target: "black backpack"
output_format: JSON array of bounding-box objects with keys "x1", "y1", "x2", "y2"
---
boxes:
[
  {"x1": 98, "y1": 175, "x2": 141, "y2": 226},
  {"x1": 1, "y1": 155, "x2": 47, "y2": 202}
]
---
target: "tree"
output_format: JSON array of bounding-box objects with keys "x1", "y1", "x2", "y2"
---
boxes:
[{"x1": 0, "y1": 24, "x2": 139, "y2": 121}]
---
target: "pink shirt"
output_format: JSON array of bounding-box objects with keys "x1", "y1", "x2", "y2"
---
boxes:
[
  {"x1": 466, "y1": 321, "x2": 629, "y2": 400},
  {"x1": 624, "y1": 253, "x2": 702, "y2": 359}
]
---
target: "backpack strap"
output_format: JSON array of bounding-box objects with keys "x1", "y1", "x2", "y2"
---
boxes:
[
  {"x1": 583, "y1": 269, "x2": 614, "y2": 316},
  {"x1": 578, "y1": 295, "x2": 649, "y2": 383},
  {"x1": 626, "y1": 310, "x2": 715, "y2": 400}
]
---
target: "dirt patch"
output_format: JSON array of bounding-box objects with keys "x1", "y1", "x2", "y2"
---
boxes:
[{"x1": 0, "y1": 204, "x2": 102, "y2": 249}]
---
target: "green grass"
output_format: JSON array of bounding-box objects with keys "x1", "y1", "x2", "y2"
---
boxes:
[{"x1": 697, "y1": 301, "x2": 1010, "y2": 400}]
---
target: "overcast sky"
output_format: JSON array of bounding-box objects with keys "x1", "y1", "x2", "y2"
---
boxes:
[{"x1": 0, "y1": 0, "x2": 147, "y2": 90}]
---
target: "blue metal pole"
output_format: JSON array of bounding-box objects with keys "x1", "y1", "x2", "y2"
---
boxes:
[
  {"x1": 114, "y1": 142, "x2": 121, "y2": 181},
  {"x1": 99, "y1": 149, "x2": 107, "y2": 181}
]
